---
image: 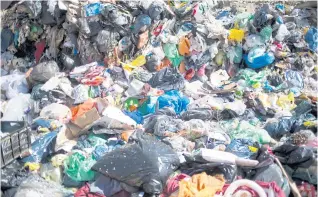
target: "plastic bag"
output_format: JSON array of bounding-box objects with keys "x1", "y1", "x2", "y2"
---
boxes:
[
  {"x1": 253, "y1": 164, "x2": 290, "y2": 196},
  {"x1": 228, "y1": 29, "x2": 245, "y2": 42},
  {"x1": 6, "y1": 77, "x2": 29, "y2": 100},
  {"x1": 14, "y1": 175, "x2": 71, "y2": 197},
  {"x1": 305, "y1": 27, "x2": 317, "y2": 53},
  {"x1": 95, "y1": 29, "x2": 120, "y2": 53},
  {"x1": 92, "y1": 130, "x2": 180, "y2": 194},
  {"x1": 2, "y1": 94, "x2": 33, "y2": 121},
  {"x1": 72, "y1": 84, "x2": 89, "y2": 104},
  {"x1": 40, "y1": 103, "x2": 71, "y2": 121},
  {"x1": 163, "y1": 43, "x2": 183, "y2": 67},
  {"x1": 64, "y1": 152, "x2": 96, "y2": 182},
  {"x1": 132, "y1": 14, "x2": 151, "y2": 34},
  {"x1": 157, "y1": 90, "x2": 189, "y2": 114},
  {"x1": 182, "y1": 152, "x2": 237, "y2": 183},
  {"x1": 273, "y1": 143, "x2": 314, "y2": 168},
  {"x1": 28, "y1": 61, "x2": 60, "y2": 86},
  {"x1": 275, "y1": 24, "x2": 290, "y2": 42},
  {"x1": 40, "y1": 163, "x2": 62, "y2": 184},
  {"x1": 22, "y1": 131, "x2": 57, "y2": 163},
  {"x1": 222, "y1": 120, "x2": 273, "y2": 144},
  {"x1": 228, "y1": 46, "x2": 243, "y2": 64},
  {"x1": 260, "y1": 26, "x2": 272, "y2": 42},
  {"x1": 225, "y1": 139, "x2": 259, "y2": 159},
  {"x1": 245, "y1": 47, "x2": 275, "y2": 69},
  {"x1": 243, "y1": 35, "x2": 264, "y2": 50},
  {"x1": 264, "y1": 117, "x2": 296, "y2": 139},
  {"x1": 149, "y1": 67, "x2": 185, "y2": 91},
  {"x1": 144, "y1": 115, "x2": 184, "y2": 137}
]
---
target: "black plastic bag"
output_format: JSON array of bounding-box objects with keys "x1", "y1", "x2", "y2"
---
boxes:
[
  {"x1": 149, "y1": 67, "x2": 185, "y2": 91},
  {"x1": 1, "y1": 161, "x2": 29, "y2": 189},
  {"x1": 181, "y1": 153, "x2": 237, "y2": 183},
  {"x1": 180, "y1": 108, "x2": 213, "y2": 121},
  {"x1": 264, "y1": 117, "x2": 296, "y2": 139},
  {"x1": 143, "y1": 115, "x2": 184, "y2": 137},
  {"x1": 273, "y1": 143, "x2": 315, "y2": 168},
  {"x1": 28, "y1": 61, "x2": 60, "y2": 86},
  {"x1": 1, "y1": 28, "x2": 14, "y2": 52},
  {"x1": 92, "y1": 130, "x2": 180, "y2": 194},
  {"x1": 95, "y1": 29, "x2": 120, "y2": 53}
]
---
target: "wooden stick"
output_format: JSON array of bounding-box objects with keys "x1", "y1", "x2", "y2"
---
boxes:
[{"x1": 274, "y1": 157, "x2": 301, "y2": 197}]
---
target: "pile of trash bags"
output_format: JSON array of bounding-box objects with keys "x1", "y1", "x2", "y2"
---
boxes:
[{"x1": 1, "y1": 0, "x2": 317, "y2": 197}]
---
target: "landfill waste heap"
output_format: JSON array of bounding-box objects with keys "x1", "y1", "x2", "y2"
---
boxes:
[{"x1": 0, "y1": 0, "x2": 317, "y2": 197}]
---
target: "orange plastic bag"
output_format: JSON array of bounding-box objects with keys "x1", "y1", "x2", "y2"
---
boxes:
[
  {"x1": 178, "y1": 37, "x2": 190, "y2": 56},
  {"x1": 71, "y1": 99, "x2": 96, "y2": 121}
]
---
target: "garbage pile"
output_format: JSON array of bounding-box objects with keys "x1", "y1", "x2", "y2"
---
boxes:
[{"x1": 1, "y1": 0, "x2": 317, "y2": 197}]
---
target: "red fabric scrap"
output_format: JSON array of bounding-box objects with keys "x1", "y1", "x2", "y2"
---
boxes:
[{"x1": 34, "y1": 40, "x2": 46, "y2": 64}]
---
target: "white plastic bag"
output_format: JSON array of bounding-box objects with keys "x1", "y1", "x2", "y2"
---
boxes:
[
  {"x1": 2, "y1": 94, "x2": 33, "y2": 121},
  {"x1": 72, "y1": 84, "x2": 89, "y2": 104},
  {"x1": 275, "y1": 24, "x2": 290, "y2": 42},
  {"x1": 40, "y1": 103, "x2": 71, "y2": 121},
  {"x1": 6, "y1": 77, "x2": 29, "y2": 99}
]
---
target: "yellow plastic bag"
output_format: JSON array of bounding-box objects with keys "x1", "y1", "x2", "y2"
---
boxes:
[
  {"x1": 122, "y1": 55, "x2": 146, "y2": 72},
  {"x1": 51, "y1": 154, "x2": 68, "y2": 167},
  {"x1": 277, "y1": 92, "x2": 296, "y2": 110},
  {"x1": 228, "y1": 29, "x2": 245, "y2": 42},
  {"x1": 24, "y1": 162, "x2": 40, "y2": 171}
]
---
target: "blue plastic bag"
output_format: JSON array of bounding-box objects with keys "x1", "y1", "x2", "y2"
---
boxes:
[
  {"x1": 305, "y1": 27, "x2": 317, "y2": 53},
  {"x1": 123, "y1": 110, "x2": 144, "y2": 124},
  {"x1": 157, "y1": 90, "x2": 189, "y2": 114},
  {"x1": 84, "y1": 3, "x2": 102, "y2": 17},
  {"x1": 225, "y1": 138, "x2": 259, "y2": 159},
  {"x1": 22, "y1": 132, "x2": 57, "y2": 163},
  {"x1": 245, "y1": 47, "x2": 275, "y2": 69}
]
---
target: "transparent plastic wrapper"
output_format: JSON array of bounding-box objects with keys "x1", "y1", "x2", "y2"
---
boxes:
[
  {"x1": 63, "y1": 152, "x2": 96, "y2": 182},
  {"x1": 40, "y1": 163, "x2": 62, "y2": 184},
  {"x1": 228, "y1": 45, "x2": 243, "y2": 64},
  {"x1": 14, "y1": 175, "x2": 71, "y2": 197},
  {"x1": 222, "y1": 120, "x2": 273, "y2": 144},
  {"x1": 183, "y1": 119, "x2": 208, "y2": 140},
  {"x1": 92, "y1": 130, "x2": 180, "y2": 194},
  {"x1": 243, "y1": 35, "x2": 264, "y2": 50}
]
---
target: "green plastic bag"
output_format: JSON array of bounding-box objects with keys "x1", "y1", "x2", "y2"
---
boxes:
[
  {"x1": 221, "y1": 120, "x2": 273, "y2": 144},
  {"x1": 237, "y1": 68, "x2": 269, "y2": 88},
  {"x1": 64, "y1": 152, "x2": 96, "y2": 181},
  {"x1": 260, "y1": 26, "x2": 272, "y2": 42},
  {"x1": 163, "y1": 43, "x2": 184, "y2": 67}
]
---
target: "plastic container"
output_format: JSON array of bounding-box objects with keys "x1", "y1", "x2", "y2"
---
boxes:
[{"x1": 1, "y1": 121, "x2": 31, "y2": 167}]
